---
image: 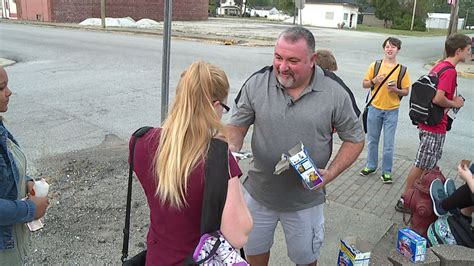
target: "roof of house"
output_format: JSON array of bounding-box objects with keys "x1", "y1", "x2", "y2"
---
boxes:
[
  {"x1": 306, "y1": 0, "x2": 359, "y2": 6},
  {"x1": 427, "y1": 13, "x2": 451, "y2": 19}
]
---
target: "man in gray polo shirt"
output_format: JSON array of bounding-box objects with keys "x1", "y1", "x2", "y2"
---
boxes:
[{"x1": 227, "y1": 26, "x2": 364, "y2": 265}]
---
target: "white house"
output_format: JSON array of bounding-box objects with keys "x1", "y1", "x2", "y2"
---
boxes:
[
  {"x1": 250, "y1": 6, "x2": 276, "y2": 17},
  {"x1": 300, "y1": 0, "x2": 359, "y2": 29},
  {"x1": 1, "y1": 0, "x2": 18, "y2": 19},
  {"x1": 217, "y1": 0, "x2": 245, "y2": 16},
  {"x1": 426, "y1": 13, "x2": 464, "y2": 30}
]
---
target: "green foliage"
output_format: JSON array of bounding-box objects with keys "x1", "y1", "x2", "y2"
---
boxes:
[
  {"x1": 429, "y1": 0, "x2": 451, "y2": 13},
  {"x1": 392, "y1": 13, "x2": 426, "y2": 31},
  {"x1": 357, "y1": 0, "x2": 372, "y2": 12},
  {"x1": 374, "y1": 0, "x2": 400, "y2": 27},
  {"x1": 208, "y1": 0, "x2": 218, "y2": 15},
  {"x1": 372, "y1": 0, "x2": 428, "y2": 31},
  {"x1": 246, "y1": 0, "x2": 273, "y2": 8},
  {"x1": 235, "y1": 0, "x2": 243, "y2": 7},
  {"x1": 274, "y1": 0, "x2": 295, "y2": 16}
]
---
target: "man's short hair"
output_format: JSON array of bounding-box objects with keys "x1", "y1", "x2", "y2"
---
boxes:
[
  {"x1": 445, "y1": 33, "x2": 471, "y2": 57},
  {"x1": 382, "y1": 37, "x2": 402, "y2": 49},
  {"x1": 278, "y1": 26, "x2": 315, "y2": 53},
  {"x1": 316, "y1": 49, "x2": 338, "y2": 71}
]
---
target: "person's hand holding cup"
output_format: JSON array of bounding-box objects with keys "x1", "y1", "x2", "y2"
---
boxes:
[
  {"x1": 387, "y1": 80, "x2": 397, "y2": 92},
  {"x1": 30, "y1": 196, "x2": 49, "y2": 219}
]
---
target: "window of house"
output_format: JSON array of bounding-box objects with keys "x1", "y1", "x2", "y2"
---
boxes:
[
  {"x1": 325, "y1": 12, "x2": 334, "y2": 20},
  {"x1": 344, "y1": 13, "x2": 348, "y2": 20}
]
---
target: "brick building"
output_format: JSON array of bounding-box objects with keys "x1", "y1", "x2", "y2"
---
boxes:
[{"x1": 16, "y1": 0, "x2": 208, "y2": 23}]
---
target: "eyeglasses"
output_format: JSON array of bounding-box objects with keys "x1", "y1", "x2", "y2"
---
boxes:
[{"x1": 214, "y1": 101, "x2": 230, "y2": 114}]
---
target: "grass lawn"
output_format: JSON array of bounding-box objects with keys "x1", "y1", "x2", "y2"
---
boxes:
[{"x1": 356, "y1": 24, "x2": 474, "y2": 36}]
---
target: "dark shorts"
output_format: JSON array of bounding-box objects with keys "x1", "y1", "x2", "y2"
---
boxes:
[{"x1": 414, "y1": 129, "x2": 446, "y2": 169}]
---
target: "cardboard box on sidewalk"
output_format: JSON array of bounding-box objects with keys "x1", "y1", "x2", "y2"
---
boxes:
[
  {"x1": 337, "y1": 236, "x2": 371, "y2": 266},
  {"x1": 397, "y1": 228, "x2": 427, "y2": 263}
]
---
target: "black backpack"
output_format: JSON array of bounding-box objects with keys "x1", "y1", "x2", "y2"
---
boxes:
[
  {"x1": 447, "y1": 213, "x2": 474, "y2": 248},
  {"x1": 408, "y1": 65, "x2": 454, "y2": 126}
]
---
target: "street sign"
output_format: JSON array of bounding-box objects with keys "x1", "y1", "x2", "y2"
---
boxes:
[{"x1": 295, "y1": 0, "x2": 305, "y2": 9}]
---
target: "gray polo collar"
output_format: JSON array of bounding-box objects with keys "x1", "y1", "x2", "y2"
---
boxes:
[{"x1": 270, "y1": 66, "x2": 325, "y2": 93}]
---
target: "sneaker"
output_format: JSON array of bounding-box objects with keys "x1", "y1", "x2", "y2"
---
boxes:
[
  {"x1": 380, "y1": 173, "x2": 393, "y2": 184},
  {"x1": 444, "y1": 178, "x2": 456, "y2": 197},
  {"x1": 430, "y1": 178, "x2": 448, "y2": 217},
  {"x1": 360, "y1": 167, "x2": 376, "y2": 176},
  {"x1": 395, "y1": 198, "x2": 412, "y2": 214}
]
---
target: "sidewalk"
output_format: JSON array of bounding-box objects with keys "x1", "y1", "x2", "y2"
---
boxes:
[
  {"x1": 455, "y1": 58, "x2": 474, "y2": 78},
  {"x1": 238, "y1": 139, "x2": 463, "y2": 265}
]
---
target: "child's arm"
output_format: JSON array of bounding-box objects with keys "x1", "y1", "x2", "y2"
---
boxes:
[{"x1": 458, "y1": 164, "x2": 474, "y2": 193}]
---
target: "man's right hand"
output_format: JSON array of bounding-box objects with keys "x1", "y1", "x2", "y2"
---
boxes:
[
  {"x1": 29, "y1": 196, "x2": 49, "y2": 219},
  {"x1": 453, "y1": 96, "x2": 465, "y2": 108},
  {"x1": 226, "y1": 125, "x2": 249, "y2": 153}
]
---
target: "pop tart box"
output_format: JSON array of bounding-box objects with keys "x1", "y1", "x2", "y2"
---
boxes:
[
  {"x1": 287, "y1": 143, "x2": 324, "y2": 190},
  {"x1": 397, "y1": 228, "x2": 427, "y2": 263},
  {"x1": 337, "y1": 237, "x2": 371, "y2": 266}
]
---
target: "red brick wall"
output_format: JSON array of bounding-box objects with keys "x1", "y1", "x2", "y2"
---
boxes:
[{"x1": 46, "y1": 0, "x2": 207, "y2": 23}]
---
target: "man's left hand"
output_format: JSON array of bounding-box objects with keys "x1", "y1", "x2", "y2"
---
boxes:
[{"x1": 318, "y1": 168, "x2": 335, "y2": 187}]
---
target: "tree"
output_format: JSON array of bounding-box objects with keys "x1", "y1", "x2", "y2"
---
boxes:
[
  {"x1": 374, "y1": 0, "x2": 401, "y2": 27},
  {"x1": 208, "y1": 0, "x2": 220, "y2": 16},
  {"x1": 414, "y1": 0, "x2": 473, "y2": 30},
  {"x1": 357, "y1": 0, "x2": 372, "y2": 12},
  {"x1": 274, "y1": 0, "x2": 295, "y2": 16}
]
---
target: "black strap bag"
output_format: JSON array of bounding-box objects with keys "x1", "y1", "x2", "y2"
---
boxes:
[
  {"x1": 121, "y1": 127, "x2": 246, "y2": 265},
  {"x1": 361, "y1": 64, "x2": 400, "y2": 133},
  {"x1": 122, "y1": 126, "x2": 152, "y2": 266}
]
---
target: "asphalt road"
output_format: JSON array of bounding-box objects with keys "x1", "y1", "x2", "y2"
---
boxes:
[{"x1": 0, "y1": 21, "x2": 472, "y2": 172}]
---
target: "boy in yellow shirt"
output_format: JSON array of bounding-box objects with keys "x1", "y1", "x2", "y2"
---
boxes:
[{"x1": 360, "y1": 37, "x2": 411, "y2": 185}]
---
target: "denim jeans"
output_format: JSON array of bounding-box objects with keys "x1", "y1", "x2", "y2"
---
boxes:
[{"x1": 366, "y1": 105, "x2": 399, "y2": 174}]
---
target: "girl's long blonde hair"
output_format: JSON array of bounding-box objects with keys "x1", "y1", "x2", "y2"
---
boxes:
[{"x1": 154, "y1": 61, "x2": 229, "y2": 208}]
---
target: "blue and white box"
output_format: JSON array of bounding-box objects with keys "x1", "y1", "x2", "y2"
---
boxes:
[
  {"x1": 397, "y1": 228, "x2": 427, "y2": 263},
  {"x1": 273, "y1": 142, "x2": 324, "y2": 190},
  {"x1": 337, "y1": 237, "x2": 371, "y2": 266},
  {"x1": 288, "y1": 142, "x2": 324, "y2": 190}
]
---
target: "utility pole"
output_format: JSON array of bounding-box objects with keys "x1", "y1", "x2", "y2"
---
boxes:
[
  {"x1": 299, "y1": 8, "x2": 302, "y2": 25},
  {"x1": 295, "y1": 0, "x2": 305, "y2": 25},
  {"x1": 293, "y1": 3, "x2": 297, "y2": 25},
  {"x1": 447, "y1": 0, "x2": 460, "y2": 38},
  {"x1": 100, "y1": 0, "x2": 106, "y2": 29},
  {"x1": 161, "y1": 0, "x2": 172, "y2": 123},
  {"x1": 465, "y1": 7, "x2": 471, "y2": 30},
  {"x1": 410, "y1": 0, "x2": 417, "y2": 31}
]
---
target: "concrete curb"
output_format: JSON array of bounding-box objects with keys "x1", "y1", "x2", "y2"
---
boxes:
[
  {"x1": 388, "y1": 248, "x2": 440, "y2": 265},
  {"x1": 388, "y1": 245, "x2": 474, "y2": 265},
  {"x1": 430, "y1": 245, "x2": 474, "y2": 265},
  {"x1": 458, "y1": 71, "x2": 474, "y2": 78},
  {"x1": 424, "y1": 63, "x2": 474, "y2": 79}
]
